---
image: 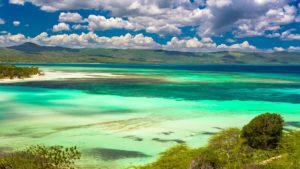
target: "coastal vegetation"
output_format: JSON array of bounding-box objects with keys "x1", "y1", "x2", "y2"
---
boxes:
[
  {"x1": 0, "y1": 113, "x2": 298, "y2": 169},
  {"x1": 242, "y1": 113, "x2": 284, "y2": 149},
  {"x1": 0, "y1": 145, "x2": 80, "y2": 169},
  {"x1": 134, "y1": 113, "x2": 299, "y2": 169},
  {"x1": 0, "y1": 64, "x2": 41, "y2": 79}
]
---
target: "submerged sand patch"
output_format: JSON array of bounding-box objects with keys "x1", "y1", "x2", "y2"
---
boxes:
[{"x1": 1, "y1": 65, "x2": 300, "y2": 168}]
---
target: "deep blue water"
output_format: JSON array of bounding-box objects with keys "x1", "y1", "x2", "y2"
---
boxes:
[{"x1": 17, "y1": 64, "x2": 300, "y2": 74}]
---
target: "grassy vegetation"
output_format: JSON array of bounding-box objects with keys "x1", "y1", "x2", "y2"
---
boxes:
[
  {"x1": 133, "y1": 113, "x2": 300, "y2": 169},
  {"x1": 1, "y1": 43, "x2": 300, "y2": 64},
  {"x1": 0, "y1": 145, "x2": 81, "y2": 169},
  {"x1": 0, "y1": 64, "x2": 41, "y2": 79},
  {"x1": 0, "y1": 113, "x2": 298, "y2": 169}
]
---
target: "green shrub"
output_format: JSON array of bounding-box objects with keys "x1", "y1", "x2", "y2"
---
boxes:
[
  {"x1": 242, "y1": 113, "x2": 284, "y2": 150},
  {"x1": 0, "y1": 145, "x2": 81, "y2": 169},
  {"x1": 0, "y1": 65, "x2": 41, "y2": 79},
  {"x1": 208, "y1": 128, "x2": 244, "y2": 168},
  {"x1": 134, "y1": 144, "x2": 203, "y2": 169},
  {"x1": 188, "y1": 148, "x2": 220, "y2": 169},
  {"x1": 133, "y1": 114, "x2": 300, "y2": 169}
]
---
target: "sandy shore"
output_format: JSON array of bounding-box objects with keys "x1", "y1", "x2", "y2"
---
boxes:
[{"x1": 0, "y1": 69, "x2": 123, "y2": 84}]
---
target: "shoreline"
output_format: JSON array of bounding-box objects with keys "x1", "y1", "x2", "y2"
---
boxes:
[
  {"x1": 0, "y1": 69, "x2": 123, "y2": 84},
  {"x1": 0, "y1": 74, "x2": 45, "y2": 84}
]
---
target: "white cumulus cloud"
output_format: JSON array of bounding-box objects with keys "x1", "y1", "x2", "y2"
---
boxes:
[
  {"x1": 287, "y1": 46, "x2": 300, "y2": 52},
  {"x1": 13, "y1": 21, "x2": 20, "y2": 26},
  {"x1": 31, "y1": 32, "x2": 161, "y2": 49},
  {"x1": 59, "y1": 12, "x2": 83, "y2": 23},
  {"x1": 281, "y1": 29, "x2": 300, "y2": 40},
  {"x1": 163, "y1": 37, "x2": 257, "y2": 52},
  {"x1": 9, "y1": 0, "x2": 24, "y2": 5},
  {"x1": 8, "y1": 0, "x2": 298, "y2": 38},
  {"x1": 52, "y1": 23, "x2": 70, "y2": 32},
  {"x1": 86, "y1": 15, "x2": 141, "y2": 31},
  {"x1": 273, "y1": 47, "x2": 285, "y2": 52},
  {"x1": 0, "y1": 33, "x2": 26, "y2": 46}
]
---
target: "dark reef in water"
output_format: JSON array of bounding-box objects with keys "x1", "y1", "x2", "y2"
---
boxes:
[
  {"x1": 201, "y1": 131, "x2": 217, "y2": 135},
  {"x1": 86, "y1": 148, "x2": 150, "y2": 160},
  {"x1": 285, "y1": 121, "x2": 300, "y2": 128},
  {"x1": 161, "y1": 131, "x2": 174, "y2": 135},
  {"x1": 123, "y1": 135, "x2": 143, "y2": 141},
  {"x1": 152, "y1": 138, "x2": 185, "y2": 144}
]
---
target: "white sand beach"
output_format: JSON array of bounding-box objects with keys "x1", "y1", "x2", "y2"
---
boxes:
[{"x1": 0, "y1": 69, "x2": 123, "y2": 84}]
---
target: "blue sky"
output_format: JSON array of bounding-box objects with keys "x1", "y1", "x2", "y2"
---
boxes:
[{"x1": 0, "y1": 0, "x2": 299, "y2": 52}]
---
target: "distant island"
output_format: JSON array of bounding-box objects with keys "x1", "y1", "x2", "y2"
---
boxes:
[
  {"x1": 0, "y1": 42, "x2": 300, "y2": 64},
  {"x1": 0, "y1": 64, "x2": 41, "y2": 79}
]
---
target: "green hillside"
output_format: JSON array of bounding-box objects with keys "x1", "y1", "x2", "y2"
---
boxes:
[{"x1": 0, "y1": 43, "x2": 299, "y2": 64}]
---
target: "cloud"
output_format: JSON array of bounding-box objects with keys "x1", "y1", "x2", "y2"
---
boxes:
[
  {"x1": 72, "y1": 24, "x2": 88, "y2": 30},
  {"x1": 31, "y1": 32, "x2": 161, "y2": 49},
  {"x1": 8, "y1": 0, "x2": 199, "y2": 14},
  {"x1": 0, "y1": 33, "x2": 26, "y2": 46},
  {"x1": 0, "y1": 32, "x2": 160, "y2": 49},
  {"x1": 207, "y1": 0, "x2": 232, "y2": 8},
  {"x1": 8, "y1": 0, "x2": 298, "y2": 38},
  {"x1": 0, "y1": 32, "x2": 260, "y2": 52},
  {"x1": 280, "y1": 29, "x2": 300, "y2": 40},
  {"x1": 146, "y1": 24, "x2": 181, "y2": 36},
  {"x1": 217, "y1": 41, "x2": 257, "y2": 51},
  {"x1": 287, "y1": 46, "x2": 300, "y2": 52},
  {"x1": 273, "y1": 47, "x2": 285, "y2": 52},
  {"x1": 59, "y1": 12, "x2": 83, "y2": 23},
  {"x1": 196, "y1": 0, "x2": 298, "y2": 38},
  {"x1": 9, "y1": 0, "x2": 24, "y2": 5},
  {"x1": 234, "y1": 5, "x2": 297, "y2": 37},
  {"x1": 0, "y1": 31, "x2": 8, "y2": 34},
  {"x1": 13, "y1": 21, "x2": 20, "y2": 26},
  {"x1": 0, "y1": 18, "x2": 5, "y2": 25},
  {"x1": 163, "y1": 37, "x2": 216, "y2": 52},
  {"x1": 86, "y1": 15, "x2": 141, "y2": 31},
  {"x1": 7, "y1": 0, "x2": 209, "y2": 36},
  {"x1": 163, "y1": 37, "x2": 256, "y2": 52},
  {"x1": 226, "y1": 38, "x2": 236, "y2": 43},
  {"x1": 52, "y1": 23, "x2": 70, "y2": 32}
]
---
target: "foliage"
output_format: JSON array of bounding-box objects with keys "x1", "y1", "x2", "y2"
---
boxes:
[
  {"x1": 134, "y1": 113, "x2": 299, "y2": 169},
  {"x1": 0, "y1": 64, "x2": 41, "y2": 79},
  {"x1": 208, "y1": 128, "x2": 246, "y2": 168},
  {"x1": 188, "y1": 148, "x2": 220, "y2": 169},
  {"x1": 1, "y1": 45, "x2": 300, "y2": 64},
  {"x1": 0, "y1": 114, "x2": 298, "y2": 169},
  {"x1": 242, "y1": 113, "x2": 284, "y2": 149},
  {"x1": 0, "y1": 145, "x2": 81, "y2": 169},
  {"x1": 132, "y1": 144, "x2": 203, "y2": 169}
]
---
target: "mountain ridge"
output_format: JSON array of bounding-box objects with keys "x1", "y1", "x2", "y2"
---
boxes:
[
  {"x1": 8, "y1": 42, "x2": 80, "y2": 53},
  {"x1": 1, "y1": 43, "x2": 299, "y2": 64}
]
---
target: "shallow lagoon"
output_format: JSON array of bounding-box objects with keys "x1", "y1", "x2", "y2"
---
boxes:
[{"x1": 0, "y1": 64, "x2": 300, "y2": 168}]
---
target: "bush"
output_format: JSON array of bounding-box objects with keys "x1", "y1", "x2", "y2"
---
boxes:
[
  {"x1": 189, "y1": 149, "x2": 220, "y2": 169},
  {"x1": 0, "y1": 65, "x2": 41, "y2": 79},
  {"x1": 134, "y1": 144, "x2": 203, "y2": 169},
  {"x1": 0, "y1": 145, "x2": 81, "y2": 169},
  {"x1": 242, "y1": 113, "x2": 284, "y2": 150},
  {"x1": 208, "y1": 128, "x2": 244, "y2": 168}
]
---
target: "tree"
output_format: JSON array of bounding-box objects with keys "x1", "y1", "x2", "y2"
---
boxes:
[
  {"x1": 0, "y1": 65, "x2": 41, "y2": 80},
  {"x1": 0, "y1": 145, "x2": 81, "y2": 169},
  {"x1": 241, "y1": 113, "x2": 284, "y2": 149}
]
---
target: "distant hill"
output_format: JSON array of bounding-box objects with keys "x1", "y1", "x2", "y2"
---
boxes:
[
  {"x1": 1, "y1": 43, "x2": 300, "y2": 64},
  {"x1": 8, "y1": 42, "x2": 79, "y2": 53}
]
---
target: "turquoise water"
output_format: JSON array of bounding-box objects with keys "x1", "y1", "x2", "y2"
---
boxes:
[{"x1": 0, "y1": 64, "x2": 300, "y2": 168}]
